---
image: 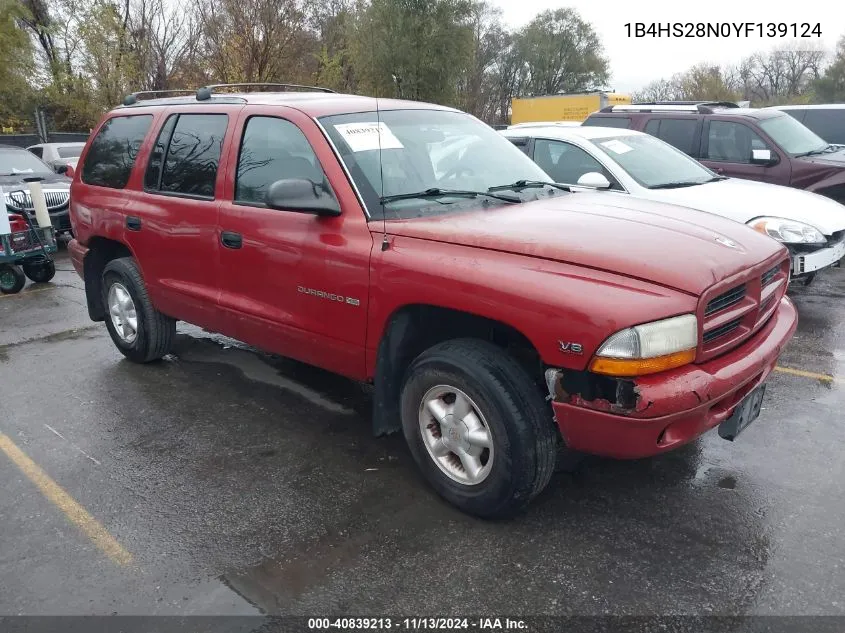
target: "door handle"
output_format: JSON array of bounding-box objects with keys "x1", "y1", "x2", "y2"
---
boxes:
[
  {"x1": 221, "y1": 231, "x2": 242, "y2": 249},
  {"x1": 126, "y1": 216, "x2": 142, "y2": 231}
]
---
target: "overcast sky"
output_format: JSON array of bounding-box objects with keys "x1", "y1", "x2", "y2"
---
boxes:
[{"x1": 493, "y1": 0, "x2": 844, "y2": 93}]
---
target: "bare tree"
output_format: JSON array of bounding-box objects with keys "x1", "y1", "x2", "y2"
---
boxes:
[{"x1": 130, "y1": 0, "x2": 199, "y2": 91}]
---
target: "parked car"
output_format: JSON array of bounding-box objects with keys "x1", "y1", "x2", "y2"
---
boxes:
[
  {"x1": 507, "y1": 121, "x2": 582, "y2": 130},
  {"x1": 68, "y1": 87, "x2": 796, "y2": 518},
  {"x1": 583, "y1": 102, "x2": 845, "y2": 203},
  {"x1": 0, "y1": 144, "x2": 73, "y2": 236},
  {"x1": 769, "y1": 104, "x2": 845, "y2": 145},
  {"x1": 26, "y1": 142, "x2": 86, "y2": 174},
  {"x1": 502, "y1": 125, "x2": 845, "y2": 283}
]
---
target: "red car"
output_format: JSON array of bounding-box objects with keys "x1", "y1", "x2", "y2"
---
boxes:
[{"x1": 67, "y1": 86, "x2": 797, "y2": 517}]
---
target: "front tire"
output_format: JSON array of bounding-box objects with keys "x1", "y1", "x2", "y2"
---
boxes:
[
  {"x1": 400, "y1": 339, "x2": 558, "y2": 519},
  {"x1": 101, "y1": 257, "x2": 175, "y2": 363}
]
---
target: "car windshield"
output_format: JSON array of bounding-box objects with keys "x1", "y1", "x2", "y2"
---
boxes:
[
  {"x1": 758, "y1": 114, "x2": 827, "y2": 156},
  {"x1": 0, "y1": 149, "x2": 54, "y2": 176},
  {"x1": 320, "y1": 109, "x2": 552, "y2": 219},
  {"x1": 57, "y1": 145, "x2": 84, "y2": 158},
  {"x1": 588, "y1": 133, "x2": 716, "y2": 188}
]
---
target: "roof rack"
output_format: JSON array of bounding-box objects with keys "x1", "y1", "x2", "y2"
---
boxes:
[
  {"x1": 195, "y1": 83, "x2": 336, "y2": 100},
  {"x1": 122, "y1": 90, "x2": 196, "y2": 106},
  {"x1": 602, "y1": 101, "x2": 741, "y2": 114}
]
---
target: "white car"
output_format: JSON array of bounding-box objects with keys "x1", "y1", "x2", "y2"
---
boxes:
[
  {"x1": 26, "y1": 142, "x2": 86, "y2": 174},
  {"x1": 501, "y1": 125, "x2": 845, "y2": 282}
]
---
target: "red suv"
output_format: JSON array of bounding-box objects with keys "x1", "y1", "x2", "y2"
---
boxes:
[
  {"x1": 584, "y1": 102, "x2": 845, "y2": 203},
  {"x1": 68, "y1": 86, "x2": 797, "y2": 517}
]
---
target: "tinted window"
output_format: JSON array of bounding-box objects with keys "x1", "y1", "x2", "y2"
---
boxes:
[
  {"x1": 802, "y1": 110, "x2": 845, "y2": 144},
  {"x1": 57, "y1": 145, "x2": 83, "y2": 158},
  {"x1": 236, "y1": 117, "x2": 326, "y2": 205},
  {"x1": 534, "y1": 139, "x2": 610, "y2": 185},
  {"x1": 29, "y1": 147, "x2": 43, "y2": 159},
  {"x1": 782, "y1": 109, "x2": 806, "y2": 123},
  {"x1": 654, "y1": 118, "x2": 698, "y2": 155},
  {"x1": 644, "y1": 119, "x2": 660, "y2": 136},
  {"x1": 82, "y1": 115, "x2": 153, "y2": 188},
  {"x1": 706, "y1": 121, "x2": 769, "y2": 163},
  {"x1": 144, "y1": 115, "x2": 178, "y2": 190},
  {"x1": 159, "y1": 114, "x2": 228, "y2": 198},
  {"x1": 583, "y1": 116, "x2": 631, "y2": 129}
]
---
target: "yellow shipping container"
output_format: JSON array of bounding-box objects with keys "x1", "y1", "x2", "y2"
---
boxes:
[{"x1": 511, "y1": 92, "x2": 631, "y2": 124}]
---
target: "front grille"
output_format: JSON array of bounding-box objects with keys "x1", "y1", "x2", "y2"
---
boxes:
[
  {"x1": 705, "y1": 284, "x2": 746, "y2": 316},
  {"x1": 703, "y1": 318, "x2": 742, "y2": 344},
  {"x1": 761, "y1": 264, "x2": 779, "y2": 288},
  {"x1": 759, "y1": 294, "x2": 775, "y2": 316},
  {"x1": 4, "y1": 189, "x2": 70, "y2": 211}
]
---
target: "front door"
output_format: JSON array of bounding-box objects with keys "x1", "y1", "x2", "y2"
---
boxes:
[
  {"x1": 216, "y1": 108, "x2": 373, "y2": 380},
  {"x1": 699, "y1": 119, "x2": 791, "y2": 184}
]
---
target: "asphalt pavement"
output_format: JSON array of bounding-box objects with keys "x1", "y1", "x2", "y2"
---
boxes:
[{"x1": 1, "y1": 249, "x2": 844, "y2": 624}]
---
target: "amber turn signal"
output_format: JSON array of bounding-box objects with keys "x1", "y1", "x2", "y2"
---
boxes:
[{"x1": 589, "y1": 348, "x2": 696, "y2": 377}]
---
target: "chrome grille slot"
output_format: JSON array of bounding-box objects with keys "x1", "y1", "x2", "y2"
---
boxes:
[
  {"x1": 705, "y1": 284, "x2": 746, "y2": 316},
  {"x1": 4, "y1": 189, "x2": 70, "y2": 212},
  {"x1": 761, "y1": 264, "x2": 780, "y2": 288},
  {"x1": 703, "y1": 318, "x2": 742, "y2": 344}
]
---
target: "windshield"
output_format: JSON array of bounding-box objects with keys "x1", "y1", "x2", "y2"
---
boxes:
[
  {"x1": 588, "y1": 133, "x2": 716, "y2": 188},
  {"x1": 0, "y1": 149, "x2": 54, "y2": 176},
  {"x1": 758, "y1": 114, "x2": 826, "y2": 156},
  {"x1": 57, "y1": 145, "x2": 84, "y2": 158},
  {"x1": 320, "y1": 109, "x2": 551, "y2": 219}
]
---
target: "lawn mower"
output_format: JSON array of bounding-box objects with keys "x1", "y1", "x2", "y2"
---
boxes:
[{"x1": 1, "y1": 181, "x2": 58, "y2": 295}]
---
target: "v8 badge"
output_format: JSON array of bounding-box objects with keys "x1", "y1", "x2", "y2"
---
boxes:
[{"x1": 559, "y1": 341, "x2": 583, "y2": 354}]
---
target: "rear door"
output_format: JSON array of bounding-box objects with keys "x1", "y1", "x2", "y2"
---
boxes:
[
  {"x1": 641, "y1": 117, "x2": 702, "y2": 158},
  {"x1": 123, "y1": 106, "x2": 241, "y2": 331},
  {"x1": 699, "y1": 118, "x2": 791, "y2": 183},
  {"x1": 216, "y1": 107, "x2": 373, "y2": 379}
]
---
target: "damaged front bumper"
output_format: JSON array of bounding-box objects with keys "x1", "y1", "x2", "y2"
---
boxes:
[{"x1": 546, "y1": 296, "x2": 798, "y2": 459}]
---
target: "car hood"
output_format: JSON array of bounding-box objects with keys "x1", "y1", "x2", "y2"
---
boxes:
[
  {"x1": 384, "y1": 191, "x2": 786, "y2": 296},
  {"x1": 0, "y1": 173, "x2": 71, "y2": 190},
  {"x1": 798, "y1": 146, "x2": 845, "y2": 167},
  {"x1": 644, "y1": 178, "x2": 845, "y2": 236}
]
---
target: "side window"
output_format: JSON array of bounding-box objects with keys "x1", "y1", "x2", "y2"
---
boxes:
[
  {"x1": 144, "y1": 115, "x2": 177, "y2": 190},
  {"x1": 82, "y1": 115, "x2": 153, "y2": 189},
  {"x1": 158, "y1": 114, "x2": 228, "y2": 198},
  {"x1": 705, "y1": 121, "x2": 768, "y2": 163},
  {"x1": 654, "y1": 118, "x2": 698, "y2": 155},
  {"x1": 534, "y1": 139, "x2": 612, "y2": 186},
  {"x1": 583, "y1": 116, "x2": 631, "y2": 129},
  {"x1": 29, "y1": 147, "x2": 43, "y2": 159},
  {"x1": 644, "y1": 119, "x2": 660, "y2": 136},
  {"x1": 803, "y1": 110, "x2": 843, "y2": 144},
  {"x1": 235, "y1": 116, "x2": 327, "y2": 205},
  {"x1": 783, "y1": 109, "x2": 806, "y2": 123}
]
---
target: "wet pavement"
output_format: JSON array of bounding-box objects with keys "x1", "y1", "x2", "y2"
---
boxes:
[{"x1": 1, "y1": 250, "x2": 844, "y2": 620}]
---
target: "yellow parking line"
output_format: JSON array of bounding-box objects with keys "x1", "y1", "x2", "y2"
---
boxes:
[
  {"x1": 775, "y1": 366, "x2": 841, "y2": 385},
  {"x1": 0, "y1": 286, "x2": 57, "y2": 300},
  {"x1": 0, "y1": 432, "x2": 133, "y2": 566}
]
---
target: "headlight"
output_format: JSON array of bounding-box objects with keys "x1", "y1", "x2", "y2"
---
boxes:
[
  {"x1": 589, "y1": 314, "x2": 698, "y2": 377},
  {"x1": 749, "y1": 217, "x2": 825, "y2": 244}
]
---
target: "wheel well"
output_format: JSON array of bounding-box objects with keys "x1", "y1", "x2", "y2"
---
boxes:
[
  {"x1": 372, "y1": 304, "x2": 545, "y2": 436},
  {"x1": 83, "y1": 237, "x2": 133, "y2": 321}
]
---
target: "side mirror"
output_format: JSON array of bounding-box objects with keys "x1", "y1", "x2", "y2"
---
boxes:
[
  {"x1": 55, "y1": 164, "x2": 68, "y2": 175},
  {"x1": 64, "y1": 164, "x2": 75, "y2": 179},
  {"x1": 751, "y1": 149, "x2": 777, "y2": 166},
  {"x1": 266, "y1": 178, "x2": 341, "y2": 217},
  {"x1": 576, "y1": 172, "x2": 612, "y2": 189}
]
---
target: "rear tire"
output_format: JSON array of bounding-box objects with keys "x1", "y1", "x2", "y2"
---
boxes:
[
  {"x1": 23, "y1": 258, "x2": 56, "y2": 283},
  {"x1": 101, "y1": 257, "x2": 175, "y2": 363},
  {"x1": 0, "y1": 265, "x2": 26, "y2": 294},
  {"x1": 400, "y1": 338, "x2": 558, "y2": 519}
]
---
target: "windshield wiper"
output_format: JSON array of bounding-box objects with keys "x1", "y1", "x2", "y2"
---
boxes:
[
  {"x1": 488, "y1": 179, "x2": 571, "y2": 193},
  {"x1": 648, "y1": 181, "x2": 702, "y2": 190},
  {"x1": 380, "y1": 188, "x2": 520, "y2": 205},
  {"x1": 795, "y1": 144, "x2": 838, "y2": 157}
]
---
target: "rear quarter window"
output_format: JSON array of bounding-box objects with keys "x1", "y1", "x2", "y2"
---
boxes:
[
  {"x1": 652, "y1": 118, "x2": 699, "y2": 156},
  {"x1": 802, "y1": 110, "x2": 845, "y2": 145},
  {"x1": 82, "y1": 115, "x2": 153, "y2": 189},
  {"x1": 583, "y1": 116, "x2": 631, "y2": 129}
]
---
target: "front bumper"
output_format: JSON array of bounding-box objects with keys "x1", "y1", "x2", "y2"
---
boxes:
[
  {"x1": 550, "y1": 296, "x2": 797, "y2": 459},
  {"x1": 790, "y1": 239, "x2": 845, "y2": 276}
]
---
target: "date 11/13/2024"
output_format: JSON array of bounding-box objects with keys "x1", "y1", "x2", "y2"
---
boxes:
[
  {"x1": 307, "y1": 617, "x2": 528, "y2": 630},
  {"x1": 624, "y1": 22, "x2": 822, "y2": 38}
]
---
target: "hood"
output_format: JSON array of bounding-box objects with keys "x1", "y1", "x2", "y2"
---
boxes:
[
  {"x1": 385, "y1": 191, "x2": 786, "y2": 296},
  {"x1": 0, "y1": 172, "x2": 71, "y2": 190},
  {"x1": 646, "y1": 178, "x2": 845, "y2": 236},
  {"x1": 798, "y1": 146, "x2": 845, "y2": 167}
]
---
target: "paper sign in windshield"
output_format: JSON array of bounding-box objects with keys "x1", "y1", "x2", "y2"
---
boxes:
[
  {"x1": 600, "y1": 140, "x2": 633, "y2": 155},
  {"x1": 334, "y1": 122, "x2": 404, "y2": 152}
]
